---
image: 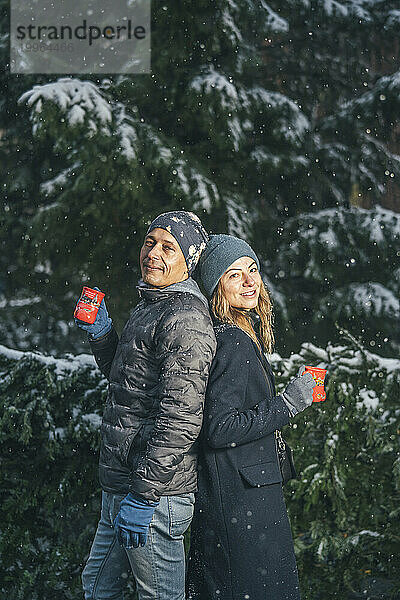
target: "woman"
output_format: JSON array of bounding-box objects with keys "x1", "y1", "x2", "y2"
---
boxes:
[{"x1": 187, "y1": 234, "x2": 315, "y2": 600}]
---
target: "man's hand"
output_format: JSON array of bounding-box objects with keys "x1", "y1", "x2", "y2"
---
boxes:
[
  {"x1": 280, "y1": 365, "x2": 316, "y2": 417},
  {"x1": 74, "y1": 287, "x2": 112, "y2": 340},
  {"x1": 114, "y1": 492, "x2": 158, "y2": 549}
]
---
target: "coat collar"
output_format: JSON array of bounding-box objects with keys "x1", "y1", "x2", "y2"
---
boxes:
[
  {"x1": 213, "y1": 315, "x2": 273, "y2": 379},
  {"x1": 136, "y1": 277, "x2": 209, "y2": 307}
]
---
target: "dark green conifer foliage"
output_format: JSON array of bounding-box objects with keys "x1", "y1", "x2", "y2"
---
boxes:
[
  {"x1": 1, "y1": 338, "x2": 399, "y2": 599},
  {"x1": 1, "y1": 3, "x2": 400, "y2": 594},
  {"x1": 5, "y1": 0, "x2": 399, "y2": 355}
]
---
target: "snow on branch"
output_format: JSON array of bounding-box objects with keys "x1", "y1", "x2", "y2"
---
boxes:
[
  {"x1": 226, "y1": 194, "x2": 254, "y2": 238},
  {"x1": 332, "y1": 282, "x2": 400, "y2": 320},
  {"x1": 115, "y1": 104, "x2": 139, "y2": 160},
  {"x1": 221, "y1": 0, "x2": 242, "y2": 44},
  {"x1": 19, "y1": 78, "x2": 112, "y2": 132},
  {"x1": 191, "y1": 66, "x2": 239, "y2": 111},
  {"x1": 322, "y1": 0, "x2": 373, "y2": 21},
  {"x1": 270, "y1": 339, "x2": 400, "y2": 383},
  {"x1": 0, "y1": 343, "x2": 96, "y2": 377},
  {"x1": 260, "y1": 1, "x2": 289, "y2": 32},
  {"x1": 170, "y1": 159, "x2": 219, "y2": 211},
  {"x1": 335, "y1": 70, "x2": 400, "y2": 119},
  {"x1": 40, "y1": 162, "x2": 81, "y2": 197},
  {"x1": 386, "y1": 9, "x2": 400, "y2": 27},
  {"x1": 190, "y1": 171, "x2": 219, "y2": 213},
  {"x1": 243, "y1": 87, "x2": 309, "y2": 142},
  {"x1": 190, "y1": 69, "x2": 309, "y2": 152},
  {"x1": 287, "y1": 205, "x2": 400, "y2": 245}
]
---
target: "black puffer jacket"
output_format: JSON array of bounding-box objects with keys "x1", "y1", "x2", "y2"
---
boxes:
[{"x1": 89, "y1": 277, "x2": 216, "y2": 502}]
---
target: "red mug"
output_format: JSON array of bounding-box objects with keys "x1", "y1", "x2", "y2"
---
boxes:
[
  {"x1": 74, "y1": 287, "x2": 105, "y2": 324},
  {"x1": 304, "y1": 366, "x2": 327, "y2": 402}
]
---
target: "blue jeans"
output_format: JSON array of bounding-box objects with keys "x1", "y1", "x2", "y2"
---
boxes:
[{"x1": 82, "y1": 491, "x2": 195, "y2": 600}]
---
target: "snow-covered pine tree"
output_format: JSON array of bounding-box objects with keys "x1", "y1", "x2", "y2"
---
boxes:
[
  {"x1": 250, "y1": 0, "x2": 400, "y2": 358},
  {"x1": 255, "y1": 0, "x2": 400, "y2": 215},
  {"x1": 272, "y1": 335, "x2": 400, "y2": 599},
  {"x1": 268, "y1": 205, "x2": 400, "y2": 357},
  {"x1": 0, "y1": 0, "x2": 59, "y2": 352},
  {"x1": 1, "y1": 337, "x2": 398, "y2": 599},
  {"x1": 4, "y1": 0, "x2": 310, "y2": 355},
  {"x1": 0, "y1": 346, "x2": 116, "y2": 599},
  {"x1": 2, "y1": 0, "x2": 399, "y2": 359}
]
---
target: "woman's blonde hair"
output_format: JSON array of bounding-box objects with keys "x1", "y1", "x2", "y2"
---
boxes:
[{"x1": 210, "y1": 279, "x2": 275, "y2": 353}]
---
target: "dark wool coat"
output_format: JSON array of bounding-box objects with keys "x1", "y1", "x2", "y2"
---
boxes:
[
  {"x1": 89, "y1": 278, "x2": 216, "y2": 502},
  {"x1": 186, "y1": 323, "x2": 301, "y2": 600}
]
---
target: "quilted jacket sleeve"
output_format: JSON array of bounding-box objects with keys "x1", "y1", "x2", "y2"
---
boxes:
[{"x1": 89, "y1": 326, "x2": 119, "y2": 381}]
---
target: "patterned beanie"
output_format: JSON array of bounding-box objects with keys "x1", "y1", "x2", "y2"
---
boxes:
[{"x1": 146, "y1": 211, "x2": 209, "y2": 275}]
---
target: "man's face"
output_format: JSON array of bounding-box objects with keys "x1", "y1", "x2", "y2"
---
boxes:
[{"x1": 140, "y1": 227, "x2": 188, "y2": 287}]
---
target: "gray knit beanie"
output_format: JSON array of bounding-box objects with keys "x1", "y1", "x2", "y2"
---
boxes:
[
  {"x1": 146, "y1": 211, "x2": 208, "y2": 275},
  {"x1": 199, "y1": 234, "x2": 260, "y2": 298}
]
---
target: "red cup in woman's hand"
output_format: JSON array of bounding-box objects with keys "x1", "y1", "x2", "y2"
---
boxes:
[{"x1": 304, "y1": 366, "x2": 327, "y2": 402}]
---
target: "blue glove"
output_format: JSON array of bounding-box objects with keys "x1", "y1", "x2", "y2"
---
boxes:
[
  {"x1": 74, "y1": 287, "x2": 112, "y2": 340},
  {"x1": 114, "y1": 492, "x2": 158, "y2": 549}
]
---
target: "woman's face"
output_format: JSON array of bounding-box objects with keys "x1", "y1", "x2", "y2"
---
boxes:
[{"x1": 220, "y1": 256, "x2": 261, "y2": 310}]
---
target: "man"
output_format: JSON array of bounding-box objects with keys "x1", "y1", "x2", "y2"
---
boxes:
[{"x1": 76, "y1": 211, "x2": 216, "y2": 600}]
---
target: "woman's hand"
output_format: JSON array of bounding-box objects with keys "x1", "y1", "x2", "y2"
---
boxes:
[{"x1": 280, "y1": 366, "x2": 316, "y2": 417}]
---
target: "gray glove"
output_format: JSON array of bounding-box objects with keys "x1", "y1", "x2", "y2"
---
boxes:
[{"x1": 280, "y1": 365, "x2": 316, "y2": 417}]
